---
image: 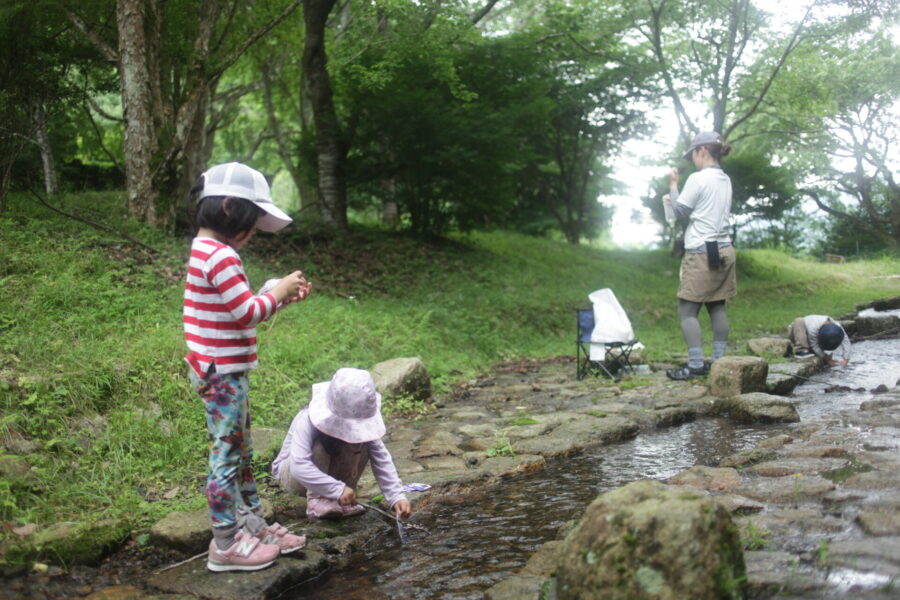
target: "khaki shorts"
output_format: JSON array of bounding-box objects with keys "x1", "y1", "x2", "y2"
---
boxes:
[{"x1": 678, "y1": 245, "x2": 737, "y2": 303}]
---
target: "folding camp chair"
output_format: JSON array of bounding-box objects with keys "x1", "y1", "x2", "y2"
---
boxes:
[{"x1": 576, "y1": 308, "x2": 639, "y2": 380}]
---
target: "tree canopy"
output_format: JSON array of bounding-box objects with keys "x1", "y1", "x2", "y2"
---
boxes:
[{"x1": 1, "y1": 0, "x2": 897, "y2": 250}]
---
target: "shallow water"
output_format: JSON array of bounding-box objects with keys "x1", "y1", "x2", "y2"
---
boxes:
[{"x1": 290, "y1": 339, "x2": 900, "y2": 600}]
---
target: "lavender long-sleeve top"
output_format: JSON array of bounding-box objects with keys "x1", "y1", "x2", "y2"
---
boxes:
[{"x1": 271, "y1": 409, "x2": 407, "y2": 508}]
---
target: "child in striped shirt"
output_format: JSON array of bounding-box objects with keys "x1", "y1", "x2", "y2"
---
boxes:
[{"x1": 184, "y1": 162, "x2": 311, "y2": 572}]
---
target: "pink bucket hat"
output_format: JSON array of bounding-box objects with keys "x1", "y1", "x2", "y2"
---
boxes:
[{"x1": 308, "y1": 368, "x2": 386, "y2": 443}]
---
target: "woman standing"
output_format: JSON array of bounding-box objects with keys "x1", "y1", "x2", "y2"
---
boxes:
[{"x1": 663, "y1": 132, "x2": 735, "y2": 380}]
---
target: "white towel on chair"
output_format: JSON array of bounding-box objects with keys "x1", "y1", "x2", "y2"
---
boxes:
[{"x1": 588, "y1": 288, "x2": 635, "y2": 361}]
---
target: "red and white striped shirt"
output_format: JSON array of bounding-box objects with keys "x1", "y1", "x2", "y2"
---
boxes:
[{"x1": 183, "y1": 237, "x2": 277, "y2": 377}]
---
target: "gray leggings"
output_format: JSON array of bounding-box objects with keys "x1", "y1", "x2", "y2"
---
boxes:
[{"x1": 679, "y1": 299, "x2": 728, "y2": 348}]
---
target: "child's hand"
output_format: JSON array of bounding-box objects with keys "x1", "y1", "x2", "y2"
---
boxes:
[
  {"x1": 281, "y1": 280, "x2": 313, "y2": 306},
  {"x1": 393, "y1": 499, "x2": 412, "y2": 520},
  {"x1": 271, "y1": 271, "x2": 307, "y2": 304},
  {"x1": 339, "y1": 486, "x2": 357, "y2": 506}
]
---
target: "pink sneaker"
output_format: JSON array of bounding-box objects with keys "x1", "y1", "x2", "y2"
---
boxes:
[
  {"x1": 306, "y1": 496, "x2": 343, "y2": 520},
  {"x1": 341, "y1": 504, "x2": 366, "y2": 517},
  {"x1": 207, "y1": 531, "x2": 279, "y2": 572},
  {"x1": 258, "y1": 522, "x2": 306, "y2": 554}
]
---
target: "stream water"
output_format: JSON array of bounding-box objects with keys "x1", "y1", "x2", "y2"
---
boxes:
[{"x1": 290, "y1": 338, "x2": 900, "y2": 600}]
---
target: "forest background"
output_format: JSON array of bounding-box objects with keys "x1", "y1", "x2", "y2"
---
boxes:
[
  {"x1": 0, "y1": 0, "x2": 899, "y2": 564},
  {"x1": 2, "y1": 0, "x2": 899, "y2": 252}
]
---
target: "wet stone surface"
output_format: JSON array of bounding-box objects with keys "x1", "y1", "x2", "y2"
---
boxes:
[{"x1": 4, "y1": 338, "x2": 899, "y2": 600}]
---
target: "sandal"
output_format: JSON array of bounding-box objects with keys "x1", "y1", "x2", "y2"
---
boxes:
[{"x1": 665, "y1": 365, "x2": 707, "y2": 380}]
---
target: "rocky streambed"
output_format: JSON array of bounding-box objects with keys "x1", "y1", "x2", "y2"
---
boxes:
[{"x1": 3, "y1": 299, "x2": 900, "y2": 600}]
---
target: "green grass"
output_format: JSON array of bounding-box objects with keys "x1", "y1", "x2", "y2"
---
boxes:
[{"x1": 1, "y1": 191, "x2": 899, "y2": 547}]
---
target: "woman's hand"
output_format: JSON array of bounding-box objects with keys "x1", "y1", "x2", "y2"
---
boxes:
[
  {"x1": 668, "y1": 167, "x2": 680, "y2": 188},
  {"x1": 393, "y1": 499, "x2": 412, "y2": 520}
]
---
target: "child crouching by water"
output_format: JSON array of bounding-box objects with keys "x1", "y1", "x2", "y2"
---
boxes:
[{"x1": 272, "y1": 368, "x2": 413, "y2": 521}]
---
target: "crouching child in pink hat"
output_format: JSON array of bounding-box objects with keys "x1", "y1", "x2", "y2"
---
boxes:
[{"x1": 272, "y1": 368, "x2": 413, "y2": 521}]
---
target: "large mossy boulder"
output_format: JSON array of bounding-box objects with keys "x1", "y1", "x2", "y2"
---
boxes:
[
  {"x1": 556, "y1": 480, "x2": 746, "y2": 600},
  {"x1": 710, "y1": 356, "x2": 768, "y2": 399},
  {"x1": 15, "y1": 519, "x2": 131, "y2": 566}
]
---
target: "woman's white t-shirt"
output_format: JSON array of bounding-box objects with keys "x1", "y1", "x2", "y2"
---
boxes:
[{"x1": 678, "y1": 166, "x2": 732, "y2": 251}]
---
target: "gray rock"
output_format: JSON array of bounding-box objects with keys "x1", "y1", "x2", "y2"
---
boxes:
[
  {"x1": 719, "y1": 448, "x2": 777, "y2": 468},
  {"x1": 419, "y1": 455, "x2": 467, "y2": 471},
  {"x1": 411, "y1": 429, "x2": 463, "y2": 458},
  {"x1": 483, "y1": 575, "x2": 548, "y2": 600},
  {"x1": 865, "y1": 296, "x2": 900, "y2": 311},
  {"x1": 736, "y1": 475, "x2": 834, "y2": 503},
  {"x1": 709, "y1": 356, "x2": 768, "y2": 398},
  {"x1": 252, "y1": 427, "x2": 284, "y2": 462},
  {"x1": 2, "y1": 434, "x2": 41, "y2": 455},
  {"x1": 555, "y1": 480, "x2": 745, "y2": 600},
  {"x1": 29, "y1": 519, "x2": 130, "y2": 566},
  {"x1": 521, "y1": 540, "x2": 564, "y2": 576},
  {"x1": 744, "y1": 550, "x2": 827, "y2": 596},
  {"x1": 71, "y1": 414, "x2": 108, "y2": 454},
  {"x1": 148, "y1": 548, "x2": 332, "y2": 600},
  {"x1": 371, "y1": 357, "x2": 432, "y2": 403},
  {"x1": 855, "y1": 314, "x2": 900, "y2": 337},
  {"x1": 845, "y1": 471, "x2": 900, "y2": 490},
  {"x1": 746, "y1": 457, "x2": 849, "y2": 477},
  {"x1": 757, "y1": 434, "x2": 794, "y2": 449},
  {"x1": 0, "y1": 454, "x2": 36, "y2": 485},
  {"x1": 857, "y1": 508, "x2": 900, "y2": 536},
  {"x1": 828, "y1": 537, "x2": 900, "y2": 574},
  {"x1": 150, "y1": 500, "x2": 273, "y2": 555},
  {"x1": 713, "y1": 392, "x2": 800, "y2": 423},
  {"x1": 712, "y1": 493, "x2": 765, "y2": 515},
  {"x1": 667, "y1": 465, "x2": 743, "y2": 491},
  {"x1": 747, "y1": 337, "x2": 791, "y2": 358},
  {"x1": 766, "y1": 360, "x2": 821, "y2": 395}
]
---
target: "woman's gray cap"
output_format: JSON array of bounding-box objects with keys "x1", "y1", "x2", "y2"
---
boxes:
[{"x1": 683, "y1": 131, "x2": 724, "y2": 160}]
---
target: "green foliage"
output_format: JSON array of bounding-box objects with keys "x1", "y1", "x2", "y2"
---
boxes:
[
  {"x1": 616, "y1": 376, "x2": 651, "y2": 391},
  {"x1": 507, "y1": 416, "x2": 540, "y2": 427},
  {"x1": 485, "y1": 431, "x2": 516, "y2": 458},
  {"x1": 741, "y1": 521, "x2": 771, "y2": 551},
  {"x1": 817, "y1": 539, "x2": 830, "y2": 566}
]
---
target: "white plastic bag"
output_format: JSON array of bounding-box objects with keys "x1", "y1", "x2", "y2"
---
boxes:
[{"x1": 588, "y1": 288, "x2": 635, "y2": 361}]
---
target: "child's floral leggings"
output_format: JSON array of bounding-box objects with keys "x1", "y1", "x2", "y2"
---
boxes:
[{"x1": 189, "y1": 369, "x2": 261, "y2": 527}]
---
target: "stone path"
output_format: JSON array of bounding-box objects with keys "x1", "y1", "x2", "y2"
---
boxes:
[{"x1": 146, "y1": 355, "x2": 828, "y2": 600}]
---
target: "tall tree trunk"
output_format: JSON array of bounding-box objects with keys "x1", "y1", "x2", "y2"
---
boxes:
[
  {"x1": 262, "y1": 62, "x2": 320, "y2": 219},
  {"x1": 298, "y1": 69, "x2": 324, "y2": 218},
  {"x1": 302, "y1": 0, "x2": 348, "y2": 230},
  {"x1": 117, "y1": 0, "x2": 160, "y2": 226},
  {"x1": 31, "y1": 101, "x2": 58, "y2": 196}
]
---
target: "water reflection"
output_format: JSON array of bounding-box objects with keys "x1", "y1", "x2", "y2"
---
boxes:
[{"x1": 290, "y1": 339, "x2": 900, "y2": 600}]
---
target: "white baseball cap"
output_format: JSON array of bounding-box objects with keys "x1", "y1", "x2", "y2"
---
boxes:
[{"x1": 197, "y1": 162, "x2": 292, "y2": 232}]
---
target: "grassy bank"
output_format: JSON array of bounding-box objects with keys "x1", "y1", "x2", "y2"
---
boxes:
[{"x1": 1, "y1": 191, "x2": 898, "y2": 556}]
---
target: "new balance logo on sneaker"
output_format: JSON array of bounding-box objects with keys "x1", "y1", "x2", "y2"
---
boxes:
[{"x1": 233, "y1": 540, "x2": 257, "y2": 557}]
